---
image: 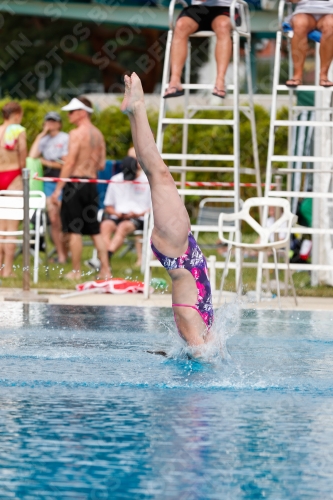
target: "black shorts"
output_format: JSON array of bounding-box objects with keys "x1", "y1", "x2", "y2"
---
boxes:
[
  {"x1": 102, "y1": 213, "x2": 144, "y2": 231},
  {"x1": 178, "y1": 5, "x2": 241, "y2": 31},
  {"x1": 61, "y1": 179, "x2": 100, "y2": 235}
]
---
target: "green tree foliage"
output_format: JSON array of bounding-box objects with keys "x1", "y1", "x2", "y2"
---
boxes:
[
  {"x1": 0, "y1": 13, "x2": 209, "y2": 97},
  {"x1": 0, "y1": 13, "x2": 164, "y2": 96},
  {"x1": 0, "y1": 97, "x2": 288, "y2": 186}
]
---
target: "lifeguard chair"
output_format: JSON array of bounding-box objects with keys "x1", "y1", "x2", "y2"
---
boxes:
[
  {"x1": 144, "y1": 0, "x2": 263, "y2": 297},
  {"x1": 258, "y1": 0, "x2": 333, "y2": 299}
]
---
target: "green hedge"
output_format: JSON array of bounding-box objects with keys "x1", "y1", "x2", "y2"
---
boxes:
[{"x1": 0, "y1": 98, "x2": 288, "y2": 191}]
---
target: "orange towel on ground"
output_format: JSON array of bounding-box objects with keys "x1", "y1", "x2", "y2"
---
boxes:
[{"x1": 76, "y1": 278, "x2": 145, "y2": 294}]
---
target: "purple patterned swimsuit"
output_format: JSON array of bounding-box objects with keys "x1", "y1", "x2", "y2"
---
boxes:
[{"x1": 151, "y1": 232, "x2": 214, "y2": 330}]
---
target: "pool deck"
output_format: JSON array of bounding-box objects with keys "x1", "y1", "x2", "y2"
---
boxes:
[{"x1": 0, "y1": 287, "x2": 332, "y2": 311}]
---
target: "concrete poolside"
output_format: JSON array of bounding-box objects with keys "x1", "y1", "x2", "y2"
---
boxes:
[{"x1": 0, "y1": 287, "x2": 332, "y2": 311}]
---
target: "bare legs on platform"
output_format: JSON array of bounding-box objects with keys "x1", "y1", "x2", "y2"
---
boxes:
[
  {"x1": 164, "y1": 15, "x2": 233, "y2": 98},
  {"x1": 287, "y1": 13, "x2": 333, "y2": 86}
]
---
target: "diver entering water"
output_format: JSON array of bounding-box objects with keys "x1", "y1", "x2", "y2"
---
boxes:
[{"x1": 121, "y1": 73, "x2": 214, "y2": 351}]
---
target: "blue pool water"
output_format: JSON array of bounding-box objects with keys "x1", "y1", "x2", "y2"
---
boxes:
[{"x1": 0, "y1": 303, "x2": 333, "y2": 499}]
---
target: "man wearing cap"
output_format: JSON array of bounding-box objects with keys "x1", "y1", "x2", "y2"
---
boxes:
[
  {"x1": 51, "y1": 96, "x2": 111, "y2": 280},
  {"x1": 29, "y1": 112, "x2": 69, "y2": 264}
]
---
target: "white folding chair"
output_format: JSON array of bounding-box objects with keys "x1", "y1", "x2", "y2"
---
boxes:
[
  {"x1": 193, "y1": 197, "x2": 243, "y2": 241},
  {"x1": 218, "y1": 197, "x2": 298, "y2": 307},
  {"x1": 0, "y1": 190, "x2": 46, "y2": 283}
]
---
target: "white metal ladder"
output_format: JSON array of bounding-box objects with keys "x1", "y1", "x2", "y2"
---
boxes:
[
  {"x1": 144, "y1": 0, "x2": 262, "y2": 298},
  {"x1": 257, "y1": 0, "x2": 333, "y2": 299}
]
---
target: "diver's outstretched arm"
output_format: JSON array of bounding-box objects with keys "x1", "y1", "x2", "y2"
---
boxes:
[{"x1": 121, "y1": 73, "x2": 190, "y2": 257}]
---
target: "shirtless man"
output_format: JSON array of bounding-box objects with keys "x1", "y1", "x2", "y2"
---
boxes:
[{"x1": 51, "y1": 97, "x2": 110, "y2": 280}]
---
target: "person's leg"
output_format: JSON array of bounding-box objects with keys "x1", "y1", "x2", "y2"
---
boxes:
[
  {"x1": 122, "y1": 74, "x2": 190, "y2": 257},
  {"x1": 317, "y1": 14, "x2": 333, "y2": 86},
  {"x1": 47, "y1": 198, "x2": 67, "y2": 263},
  {"x1": 288, "y1": 14, "x2": 317, "y2": 85},
  {"x1": 1, "y1": 219, "x2": 19, "y2": 277},
  {"x1": 134, "y1": 235, "x2": 142, "y2": 267},
  {"x1": 1, "y1": 175, "x2": 23, "y2": 277},
  {"x1": 211, "y1": 15, "x2": 232, "y2": 97},
  {"x1": 0, "y1": 219, "x2": 4, "y2": 274},
  {"x1": 164, "y1": 16, "x2": 199, "y2": 96},
  {"x1": 66, "y1": 233, "x2": 82, "y2": 279},
  {"x1": 108, "y1": 220, "x2": 136, "y2": 253},
  {"x1": 100, "y1": 219, "x2": 117, "y2": 249},
  {"x1": 91, "y1": 234, "x2": 112, "y2": 279},
  {"x1": 122, "y1": 74, "x2": 209, "y2": 347}
]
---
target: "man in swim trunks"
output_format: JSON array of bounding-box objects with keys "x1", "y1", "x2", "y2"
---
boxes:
[
  {"x1": 122, "y1": 73, "x2": 214, "y2": 349},
  {"x1": 0, "y1": 102, "x2": 27, "y2": 277},
  {"x1": 286, "y1": 0, "x2": 333, "y2": 87},
  {"x1": 51, "y1": 97, "x2": 111, "y2": 280},
  {"x1": 164, "y1": 0, "x2": 241, "y2": 99}
]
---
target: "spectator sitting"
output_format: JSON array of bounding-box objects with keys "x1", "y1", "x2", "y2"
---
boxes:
[
  {"x1": 99, "y1": 152, "x2": 151, "y2": 268},
  {"x1": 286, "y1": 0, "x2": 333, "y2": 88},
  {"x1": 0, "y1": 102, "x2": 27, "y2": 277},
  {"x1": 164, "y1": 0, "x2": 241, "y2": 99},
  {"x1": 29, "y1": 112, "x2": 69, "y2": 264}
]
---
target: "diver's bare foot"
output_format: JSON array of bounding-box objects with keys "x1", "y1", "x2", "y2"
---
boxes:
[
  {"x1": 121, "y1": 73, "x2": 145, "y2": 115},
  {"x1": 65, "y1": 271, "x2": 81, "y2": 281}
]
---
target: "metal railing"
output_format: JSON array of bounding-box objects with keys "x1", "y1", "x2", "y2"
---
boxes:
[{"x1": 258, "y1": 0, "x2": 333, "y2": 297}]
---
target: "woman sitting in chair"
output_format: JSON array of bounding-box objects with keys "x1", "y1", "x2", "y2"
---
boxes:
[{"x1": 286, "y1": 0, "x2": 333, "y2": 88}]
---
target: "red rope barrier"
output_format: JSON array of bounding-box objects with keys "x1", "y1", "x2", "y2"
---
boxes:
[
  {"x1": 33, "y1": 174, "x2": 147, "y2": 185},
  {"x1": 33, "y1": 174, "x2": 273, "y2": 189}
]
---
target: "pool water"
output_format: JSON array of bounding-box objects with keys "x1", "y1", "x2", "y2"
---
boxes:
[{"x1": 0, "y1": 303, "x2": 333, "y2": 499}]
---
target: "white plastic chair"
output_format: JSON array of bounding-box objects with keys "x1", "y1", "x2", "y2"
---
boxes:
[
  {"x1": 218, "y1": 197, "x2": 298, "y2": 307},
  {"x1": 193, "y1": 197, "x2": 243, "y2": 241},
  {"x1": 0, "y1": 190, "x2": 46, "y2": 283}
]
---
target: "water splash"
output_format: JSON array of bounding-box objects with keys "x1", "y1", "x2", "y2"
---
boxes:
[{"x1": 157, "y1": 299, "x2": 242, "y2": 363}]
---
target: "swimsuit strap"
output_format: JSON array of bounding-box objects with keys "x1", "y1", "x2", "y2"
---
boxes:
[
  {"x1": 172, "y1": 303, "x2": 210, "y2": 334},
  {"x1": 172, "y1": 303, "x2": 198, "y2": 311}
]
